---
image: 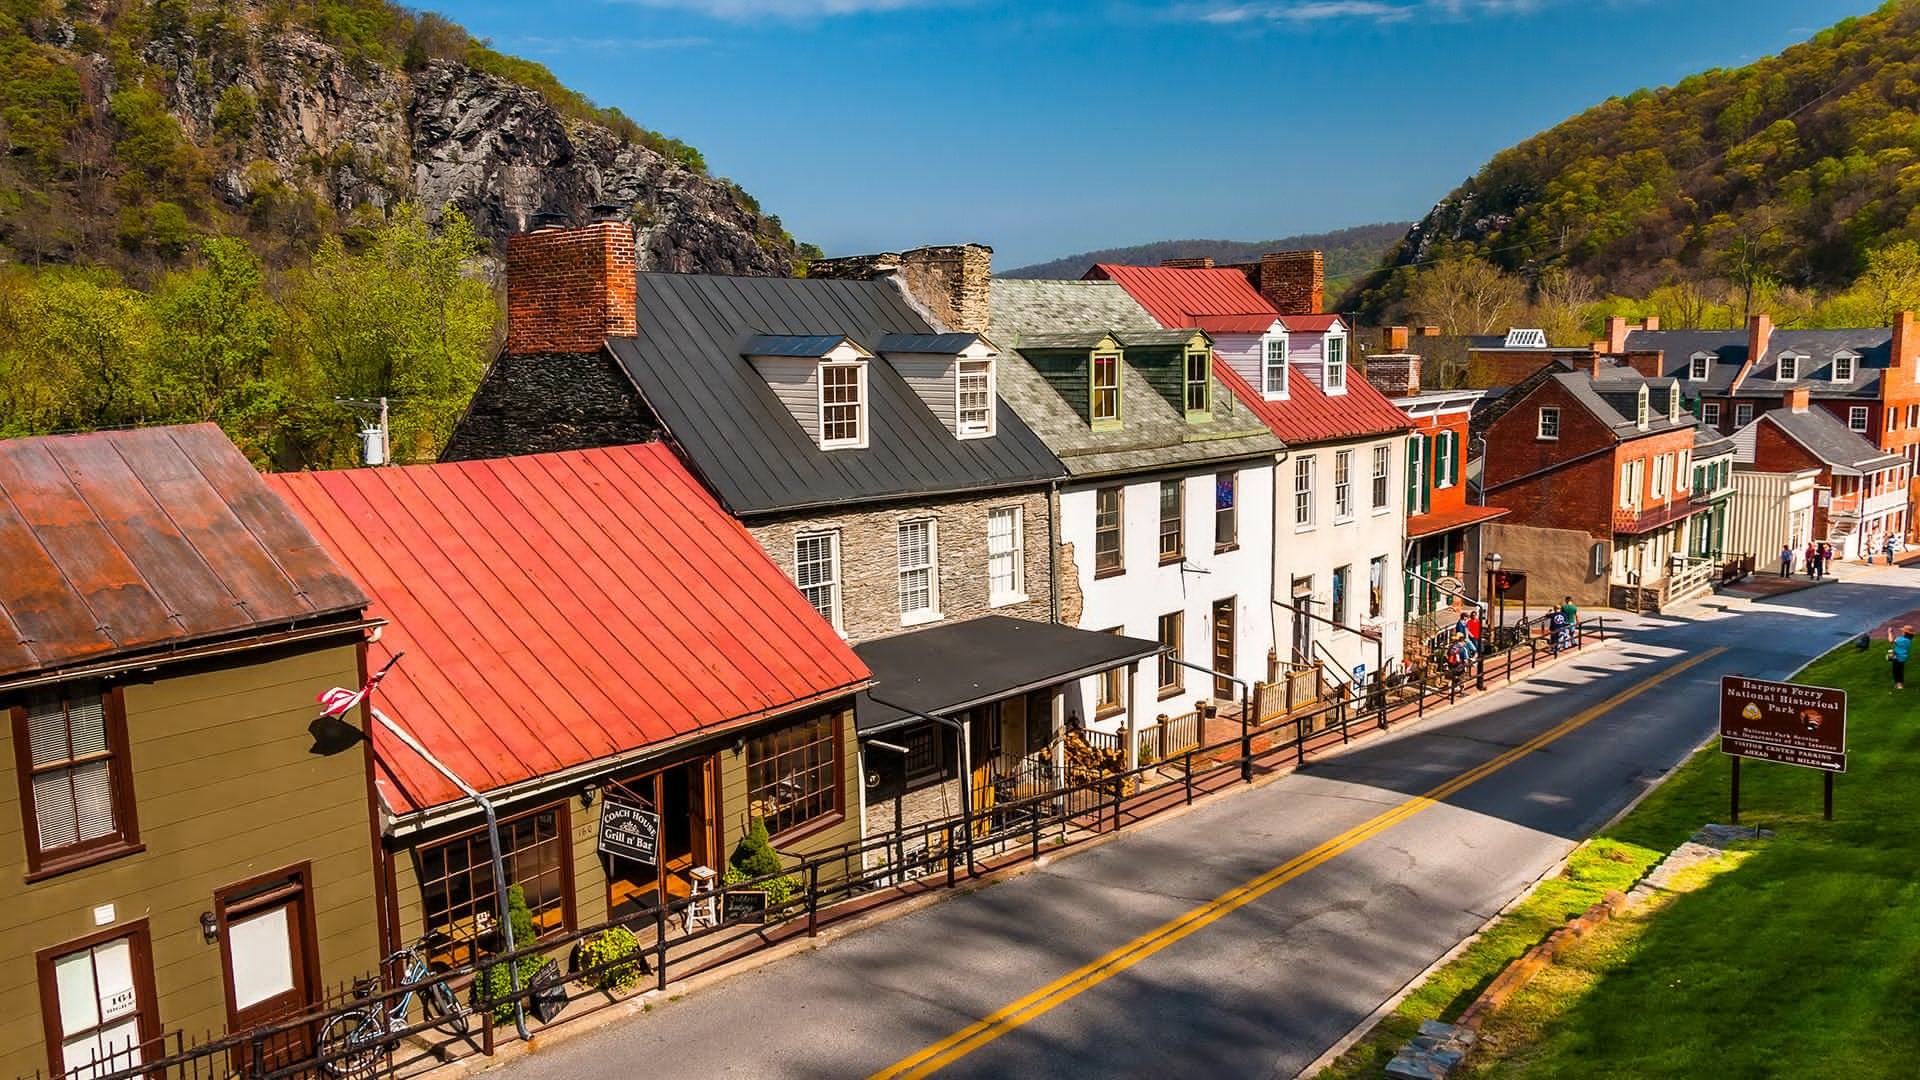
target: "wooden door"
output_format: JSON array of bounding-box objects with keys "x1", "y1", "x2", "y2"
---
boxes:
[
  {"x1": 688, "y1": 758, "x2": 715, "y2": 872},
  {"x1": 216, "y1": 866, "x2": 320, "y2": 1071},
  {"x1": 1290, "y1": 578, "x2": 1314, "y2": 662},
  {"x1": 1212, "y1": 598, "x2": 1236, "y2": 699}
]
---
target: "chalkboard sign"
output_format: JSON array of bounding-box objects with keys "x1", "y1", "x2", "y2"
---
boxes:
[
  {"x1": 596, "y1": 798, "x2": 659, "y2": 866},
  {"x1": 528, "y1": 960, "x2": 569, "y2": 1024},
  {"x1": 722, "y1": 889, "x2": 768, "y2": 925}
]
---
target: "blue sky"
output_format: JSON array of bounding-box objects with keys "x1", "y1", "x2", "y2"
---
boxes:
[{"x1": 432, "y1": 0, "x2": 1877, "y2": 269}]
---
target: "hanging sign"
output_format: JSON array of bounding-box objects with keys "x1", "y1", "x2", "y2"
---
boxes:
[{"x1": 596, "y1": 798, "x2": 660, "y2": 866}]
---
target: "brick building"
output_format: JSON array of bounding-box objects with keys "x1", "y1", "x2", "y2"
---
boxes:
[
  {"x1": 1730, "y1": 387, "x2": 1909, "y2": 560},
  {"x1": 1480, "y1": 361, "x2": 1712, "y2": 610},
  {"x1": 444, "y1": 221, "x2": 1158, "y2": 853}
]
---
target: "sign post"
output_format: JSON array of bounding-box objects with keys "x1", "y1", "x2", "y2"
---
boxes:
[{"x1": 1718, "y1": 674, "x2": 1847, "y2": 822}]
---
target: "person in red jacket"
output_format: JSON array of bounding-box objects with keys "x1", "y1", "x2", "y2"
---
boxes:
[{"x1": 1466, "y1": 609, "x2": 1483, "y2": 648}]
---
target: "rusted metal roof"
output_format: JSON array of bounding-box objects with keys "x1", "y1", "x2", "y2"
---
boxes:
[
  {"x1": 1407, "y1": 504, "x2": 1510, "y2": 539},
  {"x1": 267, "y1": 442, "x2": 872, "y2": 816},
  {"x1": 0, "y1": 424, "x2": 368, "y2": 680}
]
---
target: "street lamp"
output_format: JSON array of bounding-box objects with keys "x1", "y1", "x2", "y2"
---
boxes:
[
  {"x1": 1490, "y1": 552, "x2": 1505, "y2": 642},
  {"x1": 1478, "y1": 553, "x2": 1503, "y2": 690}
]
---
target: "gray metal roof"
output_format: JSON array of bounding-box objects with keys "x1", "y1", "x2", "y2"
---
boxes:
[
  {"x1": 987, "y1": 280, "x2": 1286, "y2": 479},
  {"x1": 1694, "y1": 428, "x2": 1737, "y2": 457},
  {"x1": 1754, "y1": 406, "x2": 1906, "y2": 473},
  {"x1": 1549, "y1": 372, "x2": 1697, "y2": 437},
  {"x1": 741, "y1": 334, "x2": 853, "y2": 357},
  {"x1": 609, "y1": 273, "x2": 1065, "y2": 516},
  {"x1": 876, "y1": 333, "x2": 984, "y2": 354},
  {"x1": 1626, "y1": 328, "x2": 1891, "y2": 400}
]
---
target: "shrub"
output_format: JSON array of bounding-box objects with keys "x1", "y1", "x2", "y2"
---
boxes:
[
  {"x1": 575, "y1": 927, "x2": 644, "y2": 993},
  {"x1": 725, "y1": 817, "x2": 802, "y2": 908},
  {"x1": 473, "y1": 884, "x2": 546, "y2": 1023}
]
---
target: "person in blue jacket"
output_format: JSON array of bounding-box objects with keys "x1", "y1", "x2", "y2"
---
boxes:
[{"x1": 1889, "y1": 625, "x2": 1913, "y2": 690}]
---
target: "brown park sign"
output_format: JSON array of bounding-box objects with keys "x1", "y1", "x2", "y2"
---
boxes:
[{"x1": 1719, "y1": 674, "x2": 1847, "y2": 772}]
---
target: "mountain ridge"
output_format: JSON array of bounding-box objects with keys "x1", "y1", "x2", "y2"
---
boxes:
[{"x1": 1005, "y1": 223, "x2": 1408, "y2": 286}]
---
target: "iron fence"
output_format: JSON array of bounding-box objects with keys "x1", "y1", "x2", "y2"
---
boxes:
[{"x1": 22, "y1": 619, "x2": 1611, "y2": 1080}]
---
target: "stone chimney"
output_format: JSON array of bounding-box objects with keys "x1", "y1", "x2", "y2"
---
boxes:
[
  {"x1": 505, "y1": 220, "x2": 638, "y2": 355},
  {"x1": 1383, "y1": 325, "x2": 1410, "y2": 352},
  {"x1": 809, "y1": 244, "x2": 992, "y2": 334},
  {"x1": 1729, "y1": 313, "x2": 1773, "y2": 394},
  {"x1": 1784, "y1": 385, "x2": 1810, "y2": 413},
  {"x1": 1363, "y1": 354, "x2": 1421, "y2": 398},
  {"x1": 1256, "y1": 250, "x2": 1324, "y2": 316},
  {"x1": 1161, "y1": 257, "x2": 1214, "y2": 269}
]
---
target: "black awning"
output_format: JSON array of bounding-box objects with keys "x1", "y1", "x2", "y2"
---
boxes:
[{"x1": 853, "y1": 615, "x2": 1161, "y2": 735}]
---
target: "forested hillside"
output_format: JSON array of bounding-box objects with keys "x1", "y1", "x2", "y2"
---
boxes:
[
  {"x1": 0, "y1": 0, "x2": 806, "y2": 467},
  {"x1": 1006, "y1": 223, "x2": 1407, "y2": 293},
  {"x1": 1355, "y1": 1, "x2": 1920, "y2": 328}
]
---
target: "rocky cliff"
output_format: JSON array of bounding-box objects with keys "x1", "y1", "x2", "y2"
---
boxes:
[{"x1": 0, "y1": 1, "x2": 795, "y2": 275}]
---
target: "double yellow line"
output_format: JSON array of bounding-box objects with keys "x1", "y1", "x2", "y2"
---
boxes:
[{"x1": 869, "y1": 646, "x2": 1727, "y2": 1079}]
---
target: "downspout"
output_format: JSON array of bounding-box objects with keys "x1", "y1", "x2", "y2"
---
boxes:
[
  {"x1": 370, "y1": 708, "x2": 530, "y2": 1039},
  {"x1": 865, "y1": 696, "x2": 972, "y2": 871},
  {"x1": 1047, "y1": 479, "x2": 1061, "y2": 623}
]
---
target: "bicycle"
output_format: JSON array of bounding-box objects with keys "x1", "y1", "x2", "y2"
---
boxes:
[{"x1": 318, "y1": 935, "x2": 469, "y2": 1078}]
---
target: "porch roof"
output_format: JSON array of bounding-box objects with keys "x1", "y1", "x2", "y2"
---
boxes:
[{"x1": 853, "y1": 615, "x2": 1161, "y2": 735}]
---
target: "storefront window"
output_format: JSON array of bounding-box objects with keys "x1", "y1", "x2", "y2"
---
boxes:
[
  {"x1": 747, "y1": 714, "x2": 839, "y2": 835},
  {"x1": 418, "y1": 805, "x2": 569, "y2": 968}
]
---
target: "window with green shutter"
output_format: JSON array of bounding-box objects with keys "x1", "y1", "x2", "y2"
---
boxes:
[{"x1": 1406, "y1": 436, "x2": 1423, "y2": 514}]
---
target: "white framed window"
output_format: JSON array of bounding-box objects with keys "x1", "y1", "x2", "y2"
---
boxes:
[
  {"x1": 1406, "y1": 436, "x2": 1425, "y2": 514},
  {"x1": 1652, "y1": 455, "x2": 1669, "y2": 498},
  {"x1": 794, "y1": 532, "x2": 841, "y2": 631},
  {"x1": 1537, "y1": 407, "x2": 1560, "y2": 440},
  {"x1": 1668, "y1": 388, "x2": 1680, "y2": 422},
  {"x1": 1908, "y1": 404, "x2": 1918, "y2": 428},
  {"x1": 1689, "y1": 354, "x2": 1711, "y2": 381},
  {"x1": 1294, "y1": 454, "x2": 1316, "y2": 529},
  {"x1": 1434, "y1": 430, "x2": 1457, "y2": 489},
  {"x1": 1331, "y1": 564, "x2": 1350, "y2": 625},
  {"x1": 1215, "y1": 472, "x2": 1238, "y2": 549},
  {"x1": 1370, "y1": 445, "x2": 1390, "y2": 510},
  {"x1": 1636, "y1": 386, "x2": 1649, "y2": 428},
  {"x1": 897, "y1": 519, "x2": 939, "y2": 623},
  {"x1": 1777, "y1": 354, "x2": 1800, "y2": 381},
  {"x1": 1158, "y1": 479, "x2": 1184, "y2": 562},
  {"x1": 1094, "y1": 486, "x2": 1123, "y2": 576},
  {"x1": 956, "y1": 360, "x2": 994, "y2": 437},
  {"x1": 1677, "y1": 449, "x2": 1691, "y2": 490},
  {"x1": 1263, "y1": 334, "x2": 1289, "y2": 397},
  {"x1": 1850, "y1": 406, "x2": 1869, "y2": 432},
  {"x1": 1735, "y1": 402, "x2": 1754, "y2": 427},
  {"x1": 44, "y1": 930, "x2": 151, "y2": 1079},
  {"x1": 819, "y1": 363, "x2": 867, "y2": 449},
  {"x1": 1833, "y1": 351, "x2": 1856, "y2": 383},
  {"x1": 1091, "y1": 352, "x2": 1121, "y2": 426},
  {"x1": 986, "y1": 506, "x2": 1024, "y2": 604},
  {"x1": 1334, "y1": 449, "x2": 1354, "y2": 522},
  {"x1": 1324, "y1": 333, "x2": 1348, "y2": 394},
  {"x1": 1184, "y1": 349, "x2": 1210, "y2": 415},
  {"x1": 1703, "y1": 402, "x2": 1721, "y2": 427},
  {"x1": 1890, "y1": 409, "x2": 1899, "y2": 433}
]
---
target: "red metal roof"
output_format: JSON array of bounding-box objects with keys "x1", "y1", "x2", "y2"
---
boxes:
[
  {"x1": 1407, "y1": 504, "x2": 1510, "y2": 539},
  {"x1": 0, "y1": 424, "x2": 368, "y2": 680},
  {"x1": 1095, "y1": 263, "x2": 1410, "y2": 443},
  {"x1": 267, "y1": 443, "x2": 871, "y2": 815},
  {"x1": 1278, "y1": 314, "x2": 1344, "y2": 333}
]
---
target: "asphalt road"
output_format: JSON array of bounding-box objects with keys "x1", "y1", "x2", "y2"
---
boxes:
[{"x1": 501, "y1": 574, "x2": 1920, "y2": 1080}]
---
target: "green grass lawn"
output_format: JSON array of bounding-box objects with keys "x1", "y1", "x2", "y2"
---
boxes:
[{"x1": 1319, "y1": 641, "x2": 1920, "y2": 1080}]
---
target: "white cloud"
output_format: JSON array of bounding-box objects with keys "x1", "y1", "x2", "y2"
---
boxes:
[
  {"x1": 506, "y1": 34, "x2": 714, "y2": 50},
  {"x1": 606, "y1": 0, "x2": 936, "y2": 17},
  {"x1": 1176, "y1": 0, "x2": 1555, "y2": 26}
]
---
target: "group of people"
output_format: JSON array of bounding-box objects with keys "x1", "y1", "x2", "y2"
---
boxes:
[
  {"x1": 1439, "y1": 596, "x2": 1580, "y2": 682},
  {"x1": 1776, "y1": 535, "x2": 1906, "y2": 577},
  {"x1": 1866, "y1": 533, "x2": 1902, "y2": 565}
]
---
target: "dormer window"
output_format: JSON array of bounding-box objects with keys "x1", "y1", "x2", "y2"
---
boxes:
[
  {"x1": 1668, "y1": 387, "x2": 1680, "y2": 422},
  {"x1": 1689, "y1": 353, "x2": 1712, "y2": 381},
  {"x1": 1184, "y1": 348, "x2": 1211, "y2": 417},
  {"x1": 956, "y1": 359, "x2": 994, "y2": 437},
  {"x1": 1263, "y1": 334, "x2": 1289, "y2": 397},
  {"x1": 1091, "y1": 351, "x2": 1121, "y2": 427},
  {"x1": 1636, "y1": 386, "x2": 1649, "y2": 428},
  {"x1": 1833, "y1": 351, "x2": 1856, "y2": 383},
  {"x1": 1325, "y1": 333, "x2": 1348, "y2": 395},
  {"x1": 820, "y1": 362, "x2": 867, "y2": 448},
  {"x1": 1777, "y1": 353, "x2": 1800, "y2": 381}
]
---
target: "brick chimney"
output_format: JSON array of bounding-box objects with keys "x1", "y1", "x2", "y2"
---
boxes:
[
  {"x1": 1363, "y1": 354, "x2": 1421, "y2": 398},
  {"x1": 1784, "y1": 385, "x2": 1810, "y2": 413},
  {"x1": 1417, "y1": 325, "x2": 1441, "y2": 337},
  {"x1": 809, "y1": 244, "x2": 992, "y2": 333},
  {"x1": 505, "y1": 220, "x2": 638, "y2": 355},
  {"x1": 1728, "y1": 313, "x2": 1773, "y2": 394},
  {"x1": 1383, "y1": 325, "x2": 1409, "y2": 352},
  {"x1": 1893, "y1": 310, "x2": 1916, "y2": 380},
  {"x1": 1256, "y1": 250, "x2": 1324, "y2": 316},
  {"x1": 1587, "y1": 355, "x2": 1606, "y2": 379},
  {"x1": 1642, "y1": 315, "x2": 1661, "y2": 331},
  {"x1": 1161, "y1": 257, "x2": 1214, "y2": 269},
  {"x1": 1604, "y1": 315, "x2": 1631, "y2": 353}
]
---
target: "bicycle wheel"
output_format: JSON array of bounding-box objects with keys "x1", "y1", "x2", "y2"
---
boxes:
[
  {"x1": 318, "y1": 1010, "x2": 384, "y2": 1078},
  {"x1": 426, "y1": 979, "x2": 469, "y2": 1036}
]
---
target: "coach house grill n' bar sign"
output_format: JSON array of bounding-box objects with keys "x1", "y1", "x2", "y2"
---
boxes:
[
  {"x1": 1719, "y1": 675, "x2": 1847, "y2": 772},
  {"x1": 597, "y1": 797, "x2": 661, "y2": 866}
]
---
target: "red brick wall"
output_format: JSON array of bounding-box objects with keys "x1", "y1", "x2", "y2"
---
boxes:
[
  {"x1": 1748, "y1": 417, "x2": 1828, "y2": 477},
  {"x1": 1413, "y1": 410, "x2": 1472, "y2": 518},
  {"x1": 505, "y1": 222, "x2": 638, "y2": 355},
  {"x1": 1482, "y1": 381, "x2": 1618, "y2": 538}
]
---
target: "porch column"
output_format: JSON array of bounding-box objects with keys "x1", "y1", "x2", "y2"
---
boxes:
[
  {"x1": 1123, "y1": 661, "x2": 1140, "y2": 771},
  {"x1": 1051, "y1": 689, "x2": 1066, "y2": 779}
]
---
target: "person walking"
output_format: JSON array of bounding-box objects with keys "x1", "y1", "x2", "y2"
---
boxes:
[
  {"x1": 1821, "y1": 541, "x2": 1834, "y2": 576},
  {"x1": 1547, "y1": 608, "x2": 1569, "y2": 656},
  {"x1": 1885, "y1": 535, "x2": 1898, "y2": 565},
  {"x1": 1805, "y1": 541, "x2": 1819, "y2": 578},
  {"x1": 1560, "y1": 595, "x2": 1579, "y2": 646},
  {"x1": 1889, "y1": 625, "x2": 1913, "y2": 690},
  {"x1": 1779, "y1": 544, "x2": 1793, "y2": 577}
]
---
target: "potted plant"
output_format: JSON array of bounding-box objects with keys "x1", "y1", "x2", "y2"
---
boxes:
[{"x1": 720, "y1": 816, "x2": 803, "y2": 916}]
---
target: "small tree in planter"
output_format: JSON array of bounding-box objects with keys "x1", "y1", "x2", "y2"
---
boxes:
[
  {"x1": 721, "y1": 815, "x2": 802, "y2": 911},
  {"x1": 474, "y1": 885, "x2": 547, "y2": 1023}
]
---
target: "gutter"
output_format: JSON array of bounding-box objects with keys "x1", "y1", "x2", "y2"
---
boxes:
[
  {"x1": 855, "y1": 645, "x2": 1163, "y2": 736},
  {"x1": 0, "y1": 617, "x2": 385, "y2": 694}
]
